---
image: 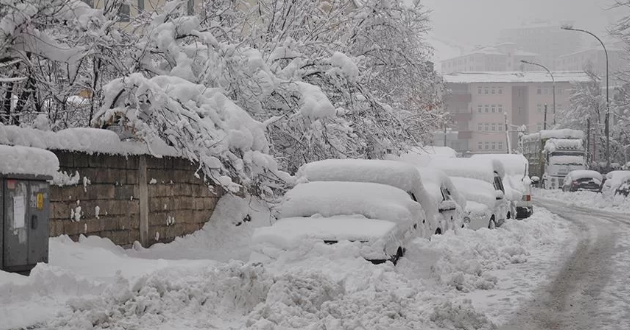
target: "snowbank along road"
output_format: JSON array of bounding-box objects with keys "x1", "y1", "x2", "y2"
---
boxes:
[{"x1": 502, "y1": 198, "x2": 630, "y2": 330}]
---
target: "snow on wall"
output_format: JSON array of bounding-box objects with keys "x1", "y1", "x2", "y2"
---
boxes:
[
  {"x1": 0, "y1": 124, "x2": 178, "y2": 156},
  {"x1": 0, "y1": 145, "x2": 59, "y2": 177}
]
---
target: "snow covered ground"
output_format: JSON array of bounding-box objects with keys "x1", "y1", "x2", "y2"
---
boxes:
[
  {"x1": 0, "y1": 195, "x2": 575, "y2": 330},
  {"x1": 534, "y1": 188, "x2": 630, "y2": 213}
]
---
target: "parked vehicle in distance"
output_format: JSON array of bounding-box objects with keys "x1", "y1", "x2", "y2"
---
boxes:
[
  {"x1": 252, "y1": 181, "x2": 424, "y2": 264},
  {"x1": 615, "y1": 177, "x2": 630, "y2": 197},
  {"x1": 600, "y1": 170, "x2": 630, "y2": 197},
  {"x1": 471, "y1": 154, "x2": 533, "y2": 219},
  {"x1": 520, "y1": 129, "x2": 586, "y2": 190},
  {"x1": 428, "y1": 158, "x2": 509, "y2": 230},
  {"x1": 296, "y1": 159, "x2": 440, "y2": 237},
  {"x1": 562, "y1": 170, "x2": 603, "y2": 192}
]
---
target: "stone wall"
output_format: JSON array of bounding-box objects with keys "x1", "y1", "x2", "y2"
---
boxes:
[{"x1": 49, "y1": 151, "x2": 221, "y2": 247}]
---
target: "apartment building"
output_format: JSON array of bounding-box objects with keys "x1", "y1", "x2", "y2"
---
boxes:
[
  {"x1": 498, "y1": 22, "x2": 582, "y2": 70},
  {"x1": 556, "y1": 42, "x2": 628, "y2": 82},
  {"x1": 441, "y1": 43, "x2": 539, "y2": 74},
  {"x1": 442, "y1": 71, "x2": 591, "y2": 155}
]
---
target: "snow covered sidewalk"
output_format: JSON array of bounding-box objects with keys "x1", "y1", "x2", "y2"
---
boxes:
[
  {"x1": 0, "y1": 196, "x2": 575, "y2": 329},
  {"x1": 534, "y1": 188, "x2": 630, "y2": 213}
]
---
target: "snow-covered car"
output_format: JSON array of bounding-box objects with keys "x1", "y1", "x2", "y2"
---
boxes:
[
  {"x1": 471, "y1": 154, "x2": 533, "y2": 219},
  {"x1": 253, "y1": 181, "x2": 425, "y2": 264},
  {"x1": 296, "y1": 159, "x2": 440, "y2": 237},
  {"x1": 615, "y1": 177, "x2": 630, "y2": 197},
  {"x1": 415, "y1": 167, "x2": 466, "y2": 232},
  {"x1": 562, "y1": 170, "x2": 603, "y2": 192},
  {"x1": 600, "y1": 170, "x2": 630, "y2": 197},
  {"x1": 428, "y1": 158, "x2": 509, "y2": 229}
]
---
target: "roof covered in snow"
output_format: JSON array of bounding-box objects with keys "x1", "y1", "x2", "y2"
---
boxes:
[
  {"x1": 566, "y1": 170, "x2": 603, "y2": 182},
  {"x1": 427, "y1": 158, "x2": 505, "y2": 184},
  {"x1": 280, "y1": 181, "x2": 424, "y2": 225},
  {"x1": 444, "y1": 71, "x2": 591, "y2": 84},
  {"x1": 0, "y1": 124, "x2": 179, "y2": 157},
  {"x1": 471, "y1": 154, "x2": 528, "y2": 176},
  {"x1": 0, "y1": 145, "x2": 59, "y2": 177}
]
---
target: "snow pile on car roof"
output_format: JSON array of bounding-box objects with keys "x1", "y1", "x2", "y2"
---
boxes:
[
  {"x1": 280, "y1": 181, "x2": 424, "y2": 224},
  {"x1": 471, "y1": 154, "x2": 528, "y2": 176},
  {"x1": 428, "y1": 158, "x2": 505, "y2": 183},
  {"x1": 567, "y1": 170, "x2": 603, "y2": 182},
  {"x1": 0, "y1": 124, "x2": 178, "y2": 156},
  {"x1": 0, "y1": 145, "x2": 59, "y2": 177},
  {"x1": 297, "y1": 159, "x2": 436, "y2": 225}
]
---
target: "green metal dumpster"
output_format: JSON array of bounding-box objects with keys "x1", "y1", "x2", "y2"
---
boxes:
[{"x1": 0, "y1": 145, "x2": 59, "y2": 273}]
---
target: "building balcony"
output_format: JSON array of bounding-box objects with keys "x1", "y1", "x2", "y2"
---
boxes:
[{"x1": 458, "y1": 131, "x2": 473, "y2": 139}]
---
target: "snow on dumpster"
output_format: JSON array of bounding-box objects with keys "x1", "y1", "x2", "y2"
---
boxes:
[{"x1": 0, "y1": 145, "x2": 59, "y2": 177}]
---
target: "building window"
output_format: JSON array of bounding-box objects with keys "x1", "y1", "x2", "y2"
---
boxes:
[
  {"x1": 557, "y1": 88, "x2": 562, "y2": 95},
  {"x1": 498, "y1": 105, "x2": 503, "y2": 113},
  {"x1": 491, "y1": 105, "x2": 496, "y2": 113},
  {"x1": 498, "y1": 123, "x2": 503, "y2": 131},
  {"x1": 478, "y1": 105, "x2": 482, "y2": 113},
  {"x1": 484, "y1": 105, "x2": 489, "y2": 113},
  {"x1": 498, "y1": 87, "x2": 503, "y2": 94},
  {"x1": 491, "y1": 87, "x2": 496, "y2": 94},
  {"x1": 484, "y1": 123, "x2": 489, "y2": 131},
  {"x1": 478, "y1": 123, "x2": 482, "y2": 131},
  {"x1": 118, "y1": 4, "x2": 130, "y2": 22},
  {"x1": 491, "y1": 142, "x2": 497, "y2": 150},
  {"x1": 484, "y1": 87, "x2": 489, "y2": 94},
  {"x1": 499, "y1": 142, "x2": 504, "y2": 150},
  {"x1": 485, "y1": 142, "x2": 490, "y2": 150},
  {"x1": 537, "y1": 104, "x2": 542, "y2": 113},
  {"x1": 537, "y1": 87, "x2": 542, "y2": 95},
  {"x1": 491, "y1": 123, "x2": 496, "y2": 131},
  {"x1": 478, "y1": 142, "x2": 483, "y2": 150},
  {"x1": 138, "y1": 0, "x2": 144, "y2": 11},
  {"x1": 478, "y1": 86, "x2": 482, "y2": 94}
]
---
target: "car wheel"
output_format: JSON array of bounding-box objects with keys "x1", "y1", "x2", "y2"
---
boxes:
[{"x1": 488, "y1": 216, "x2": 497, "y2": 229}]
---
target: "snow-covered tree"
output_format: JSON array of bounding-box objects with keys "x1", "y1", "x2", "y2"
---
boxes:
[{"x1": 0, "y1": 0, "x2": 131, "y2": 128}]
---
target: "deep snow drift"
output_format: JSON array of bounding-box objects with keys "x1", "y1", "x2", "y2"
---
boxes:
[{"x1": 0, "y1": 195, "x2": 574, "y2": 329}]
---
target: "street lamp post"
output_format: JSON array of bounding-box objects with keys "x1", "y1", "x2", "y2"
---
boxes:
[
  {"x1": 521, "y1": 60, "x2": 556, "y2": 126},
  {"x1": 562, "y1": 26, "x2": 610, "y2": 170}
]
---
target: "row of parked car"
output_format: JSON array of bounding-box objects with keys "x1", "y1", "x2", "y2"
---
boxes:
[
  {"x1": 561, "y1": 169, "x2": 630, "y2": 197},
  {"x1": 253, "y1": 149, "x2": 534, "y2": 264}
]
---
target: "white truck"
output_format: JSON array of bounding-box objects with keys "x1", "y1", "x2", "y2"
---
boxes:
[{"x1": 520, "y1": 129, "x2": 586, "y2": 189}]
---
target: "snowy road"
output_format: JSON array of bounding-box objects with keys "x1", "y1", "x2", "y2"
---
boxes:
[{"x1": 501, "y1": 198, "x2": 630, "y2": 330}]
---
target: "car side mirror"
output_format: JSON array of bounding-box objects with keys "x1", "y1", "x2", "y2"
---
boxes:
[
  {"x1": 438, "y1": 200, "x2": 457, "y2": 212},
  {"x1": 495, "y1": 190, "x2": 504, "y2": 200}
]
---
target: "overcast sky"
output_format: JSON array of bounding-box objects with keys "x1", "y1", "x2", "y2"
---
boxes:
[{"x1": 424, "y1": 0, "x2": 624, "y2": 48}]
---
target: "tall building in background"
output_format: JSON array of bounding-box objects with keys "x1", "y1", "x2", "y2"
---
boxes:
[
  {"x1": 442, "y1": 71, "x2": 590, "y2": 155},
  {"x1": 556, "y1": 40, "x2": 628, "y2": 83},
  {"x1": 498, "y1": 21, "x2": 582, "y2": 70}
]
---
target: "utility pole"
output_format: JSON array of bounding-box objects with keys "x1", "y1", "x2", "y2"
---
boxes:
[
  {"x1": 586, "y1": 118, "x2": 591, "y2": 167},
  {"x1": 561, "y1": 26, "x2": 610, "y2": 170},
  {"x1": 443, "y1": 123, "x2": 447, "y2": 147},
  {"x1": 543, "y1": 105, "x2": 548, "y2": 130},
  {"x1": 504, "y1": 112, "x2": 511, "y2": 153}
]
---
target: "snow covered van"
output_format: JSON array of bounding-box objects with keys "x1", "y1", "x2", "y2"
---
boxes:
[
  {"x1": 428, "y1": 158, "x2": 510, "y2": 229},
  {"x1": 253, "y1": 181, "x2": 424, "y2": 264},
  {"x1": 296, "y1": 159, "x2": 442, "y2": 237},
  {"x1": 471, "y1": 154, "x2": 533, "y2": 219}
]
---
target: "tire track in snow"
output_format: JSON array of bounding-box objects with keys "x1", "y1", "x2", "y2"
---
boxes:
[{"x1": 500, "y1": 198, "x2": 630, "y2": 330}]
